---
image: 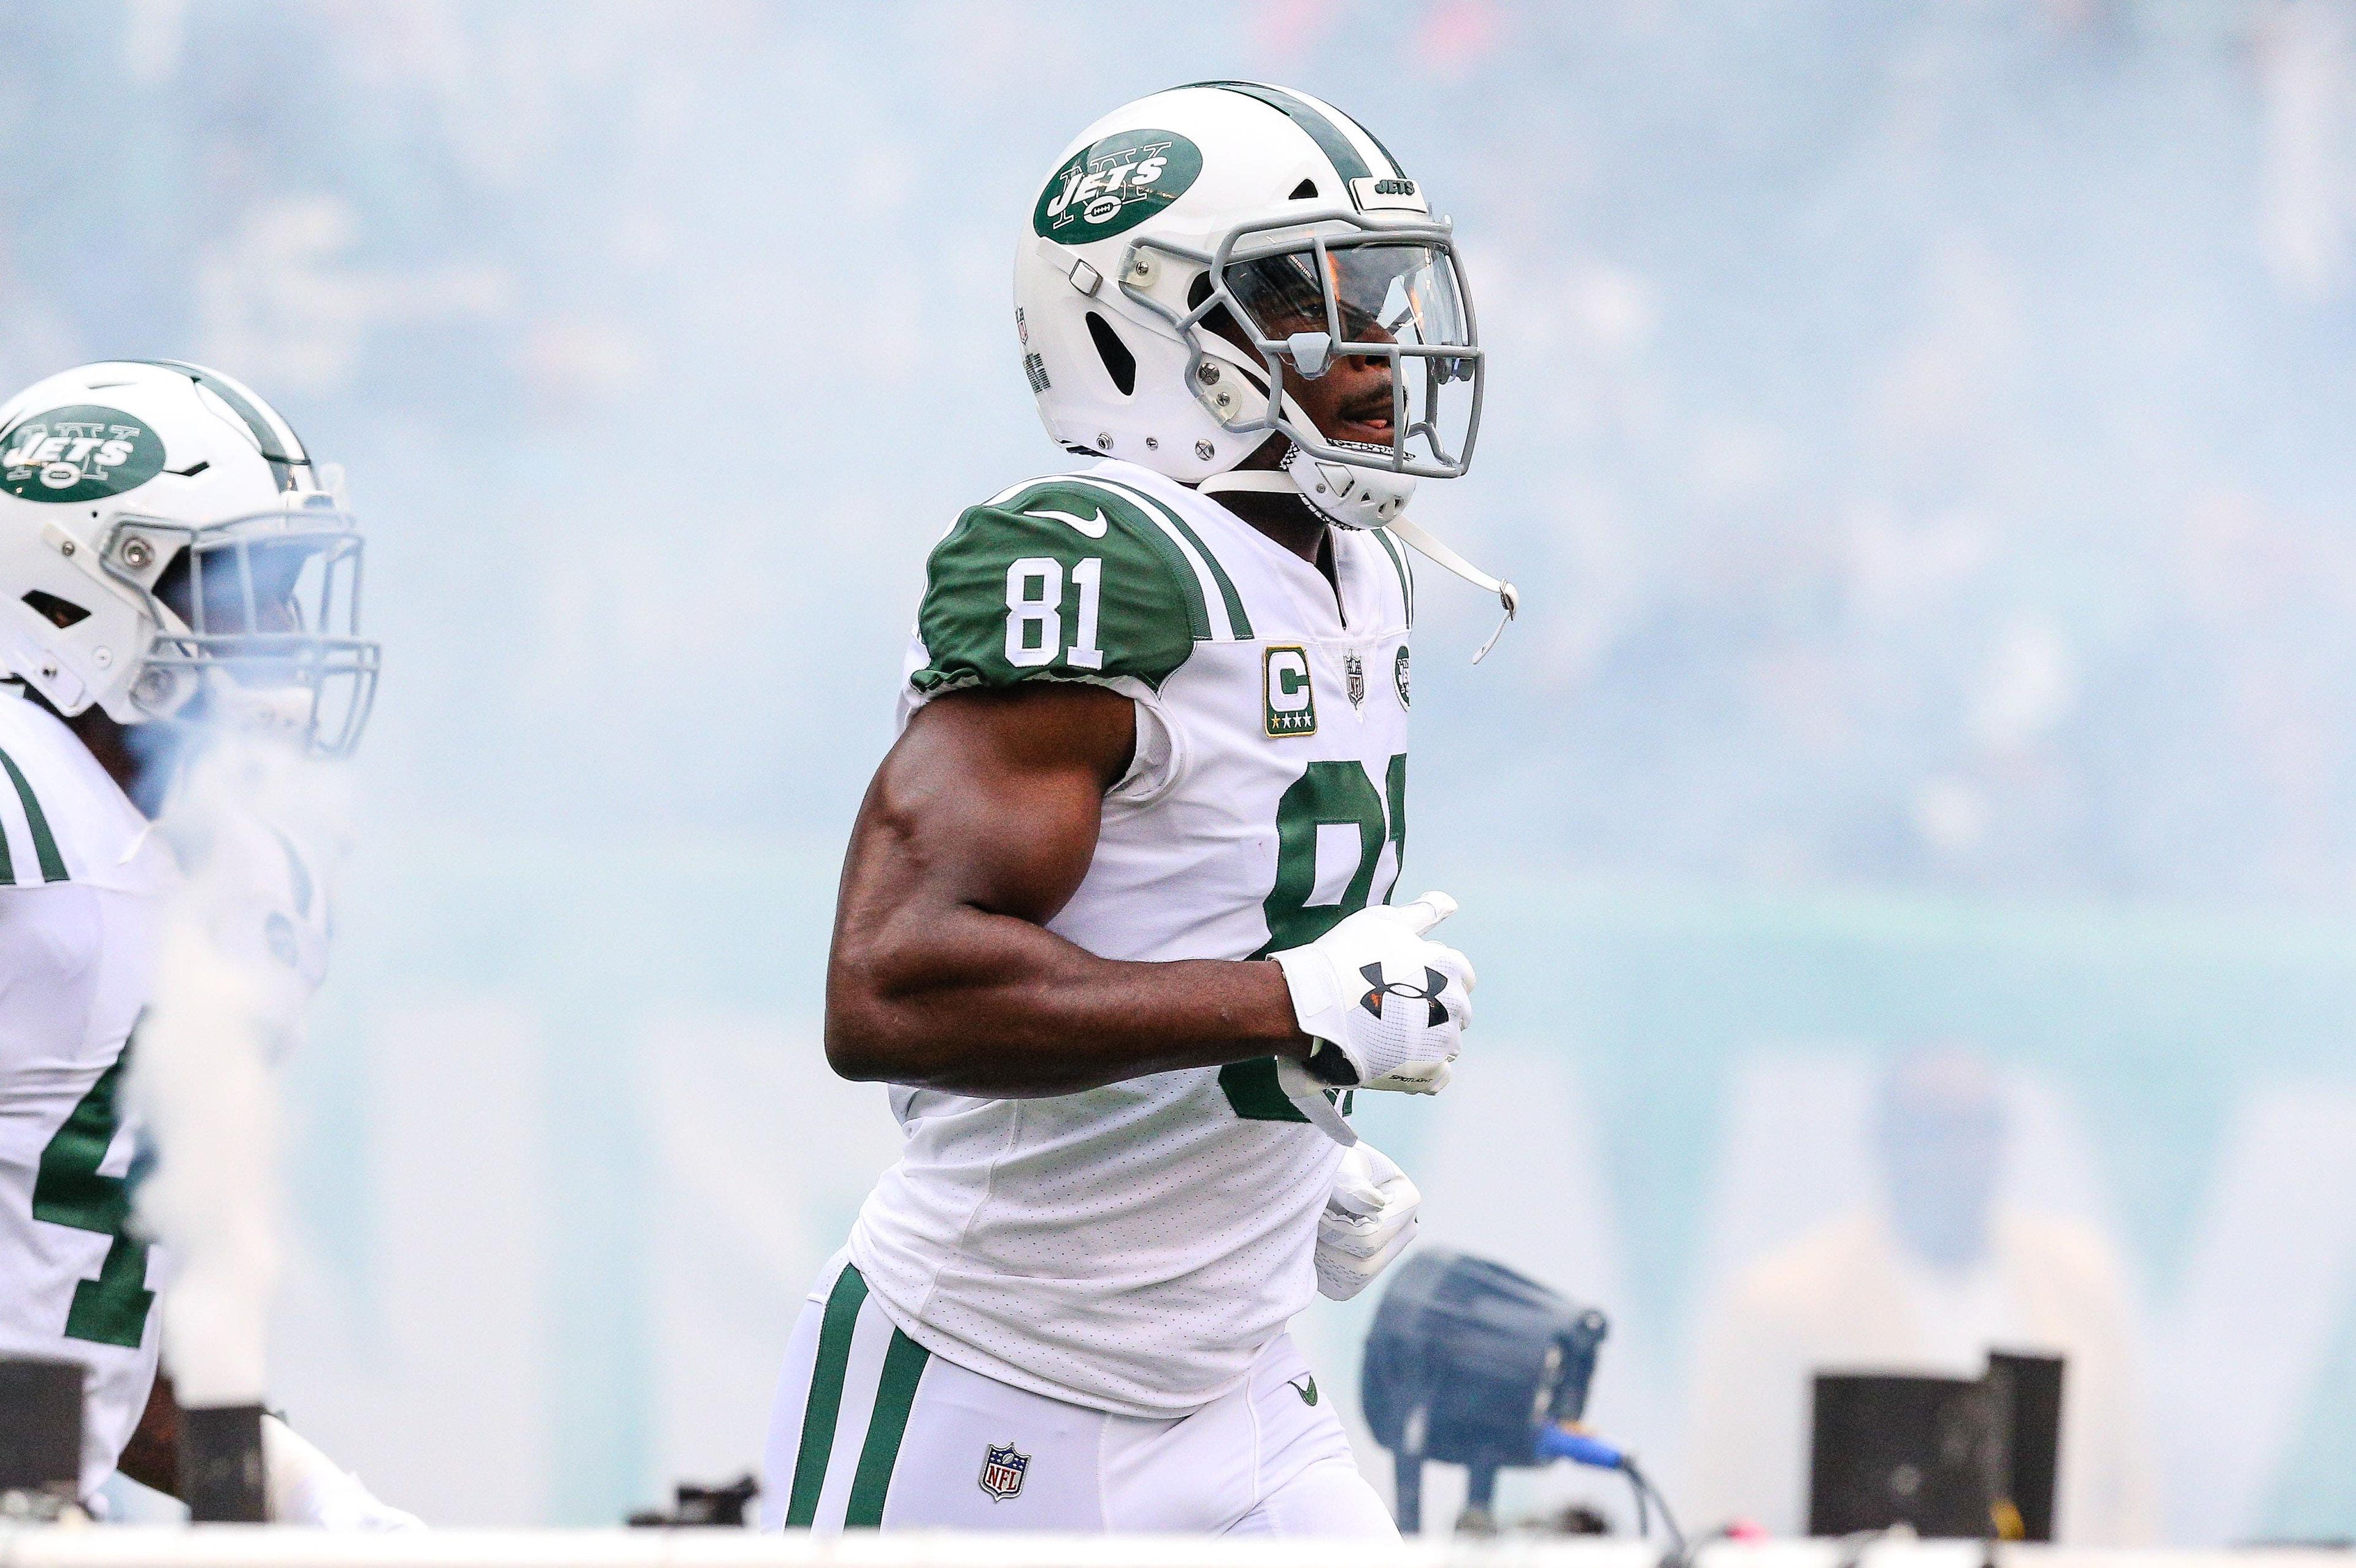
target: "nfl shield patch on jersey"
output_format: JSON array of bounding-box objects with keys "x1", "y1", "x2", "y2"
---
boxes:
[{"x1": 978, "y1": 1442, "x2": 1030, "y2": 1502}]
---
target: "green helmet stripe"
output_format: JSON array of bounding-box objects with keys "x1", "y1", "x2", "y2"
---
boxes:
[
  {"x1": 1187, "y1": 82, "x2": 1398, "y2": 204},
  {"x1": 1356, "y1": 121, "x2": 1409, "y2": 182},
  {"x1": 130, "y1": 359, "x2": 309, "y2": 491}
]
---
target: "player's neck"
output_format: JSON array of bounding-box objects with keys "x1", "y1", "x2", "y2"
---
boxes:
[
  {"x1": 1210, "y1": 436, "x2": 1330, "y2": 567},
  {"x1": 1211, "y1": 488, "x2": 1326, "y2": 566},
  {"x1": 1208, "y1": 490, "x2": 1342, "y2": 605}
]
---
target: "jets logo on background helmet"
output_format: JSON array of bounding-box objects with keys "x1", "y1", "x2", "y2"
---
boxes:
[
  {"x1": 1013, "y1": 83, "x2": 1479, "y2": 531},
  {"x1": 0, "y1": 360, "x2": 379, "y2": 755},
  {"x1": 0, "y1": 408, "x2": 167, "y2": 504}
]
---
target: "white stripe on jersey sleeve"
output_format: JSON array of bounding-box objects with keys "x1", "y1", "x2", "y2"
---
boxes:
[{"x1": 1063, "y1": 475, "x2": 1239, "y2": 643}]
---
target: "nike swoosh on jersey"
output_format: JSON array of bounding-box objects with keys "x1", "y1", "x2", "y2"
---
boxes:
[{"x1": 1023, "y1": 505, "x2": 1109, "y2": 539}]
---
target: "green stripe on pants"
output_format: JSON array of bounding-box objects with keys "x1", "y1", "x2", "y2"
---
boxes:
[
  {"x1": 783, "y1": 1264, "x2": 869, "y2": 1528},
  {"x1": 844, "y1": 1329, "x2": 931, "y2": 1528}
]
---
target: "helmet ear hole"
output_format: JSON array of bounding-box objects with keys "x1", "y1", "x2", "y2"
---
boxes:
[
  {"x1": 1187, "y1": 272, "x2": 1214, "y2": 312},
  {"x1": 21, "y1": 590, "x2": 88, "y2": 629},
  {"x1": 1085, "y1": 311, "x2": 1137, "y2": 397}
]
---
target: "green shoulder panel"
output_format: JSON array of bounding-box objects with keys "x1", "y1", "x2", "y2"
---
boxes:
[{"x1": 910, "y1": 478, "x2": 1210, "y2": 695}]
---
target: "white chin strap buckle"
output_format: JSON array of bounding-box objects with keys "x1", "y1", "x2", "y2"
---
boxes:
[
  {"x1": 1385, "y1": 515, "x2": 1519, "y2": 663},
  {"x1": 1476, "y1": 582, "x2": 1520, "y2": 664}
]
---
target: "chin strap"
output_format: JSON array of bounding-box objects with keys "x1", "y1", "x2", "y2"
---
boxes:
[
  {"x1": 1195, "y1": 471, "x2": 1520, "y2": 663},
  {"x1": 1386, "y1": 515, "x2": 1520, "y2": 663},
  {"x1": 1195, "y1": 470, "x2": 1299, "y2": 496}
]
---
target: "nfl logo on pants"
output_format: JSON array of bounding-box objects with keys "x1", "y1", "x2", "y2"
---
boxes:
[{"x1": 978, "y1": 1442, "x2": 1029, "y2": 1502}]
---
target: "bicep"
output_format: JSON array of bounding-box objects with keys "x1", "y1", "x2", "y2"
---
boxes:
[{"x1": 847, "y1": 683, "x2": 1136, "y2": 928}]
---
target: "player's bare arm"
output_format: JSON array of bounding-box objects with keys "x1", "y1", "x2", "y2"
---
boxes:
[
  {"x1": 114, "y1": 1374, "x2": 180, "y2": 1496},
  {"x1": 826, "y1": 682, "x2": 1307, "y2": 1098},
  {"x1": 770, "y1": 83, "x2": 1503, "y2": 1537}
]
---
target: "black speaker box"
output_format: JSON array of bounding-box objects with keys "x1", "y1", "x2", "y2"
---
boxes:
[
  {"x1": 1808, "y1": 1371, "x2": 2003, "y2": 1538},
  {"x1": 0, "y1": 1356, "x2": 83, "y2": 1499}
]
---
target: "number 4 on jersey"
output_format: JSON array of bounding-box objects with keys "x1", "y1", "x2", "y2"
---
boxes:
[
  {"x1": 32, "y1": 1047, "x2": 155, "y2": 1348},
  {"x1": 1222, "y1": 755, "x2": 1407, "y2": 1123}
]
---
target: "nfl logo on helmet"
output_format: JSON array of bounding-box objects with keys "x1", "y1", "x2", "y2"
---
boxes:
[{"x1": 978, "y1": 1442, "x2": 1030, "y2": 1502}]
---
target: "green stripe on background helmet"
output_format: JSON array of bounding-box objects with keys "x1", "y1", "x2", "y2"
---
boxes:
[
  {"x1": 131, "y1": 359, "x2": 310, "y2": 492},
  {"x1": 1185, "y1": 81, "x2": 1403, "y2": 204}
]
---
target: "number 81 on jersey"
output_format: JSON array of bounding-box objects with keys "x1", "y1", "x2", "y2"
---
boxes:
[{"x1": 1005, "y1": 556, "x2": 1105, "y2": 672}]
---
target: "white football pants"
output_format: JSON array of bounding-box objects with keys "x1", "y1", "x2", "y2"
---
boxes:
[{"x1": 760, "y1": 1253, "x2": 1396, "y2": 1537}]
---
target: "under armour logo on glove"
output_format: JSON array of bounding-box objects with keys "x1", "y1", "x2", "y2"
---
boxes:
[
  {"x1": 1359, "y1": 963, "x2": 1449, "y2": 1028},
  {"x1": 1271, "y1": 893, "x2": 1475, "y2": 1115}
]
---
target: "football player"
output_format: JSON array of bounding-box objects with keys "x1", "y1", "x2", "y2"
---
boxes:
[
  {"x1": 763, "y1": 84, "x2": 1514, "y2": 1537},
  {"x1": 0, "y1": 359, "x2": 412, "y2": 1525}
]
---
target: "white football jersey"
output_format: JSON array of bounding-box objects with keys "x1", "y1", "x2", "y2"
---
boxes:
[
  {"x1": 849, "y1": 459, "x2": 1416, "y2": 1417},
  {"x1": 0, "y1": 686, "x2": 329, "y2": 1497}
]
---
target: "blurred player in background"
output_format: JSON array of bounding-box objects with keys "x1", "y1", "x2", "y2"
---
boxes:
[
  {"x1": 764, "y1": 83, "x2": 1519, "y2": 1537},
  {"x1": 0, "y1": 360, "x2": 412, "y2": 1525},
  {"x1": 1689, "y1": 1048, "x2": 2158, "y2": 1542}
]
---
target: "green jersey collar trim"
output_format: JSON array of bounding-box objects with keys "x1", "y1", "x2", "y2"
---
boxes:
[
  {"x1": 0, "y1": 744, "x2": 68, "y2": 884},
  {"x1": 1372, "y1": 526, "x2": 1415, "y2": 625}
]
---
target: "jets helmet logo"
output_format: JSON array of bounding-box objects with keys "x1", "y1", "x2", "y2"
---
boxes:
[
  {"x1": 0, "y1": 405, "x2": 166, "y2": 504},
  {"x1": 1034, "y1": 129, "x2": 1203, "y2": 245},
  {"x1": 1359, "y1": 963, "x2": 1449, "y2": 1028},
  {"x1": 977, "y1": 1442, "x2": 1030, "y2": 1502}
]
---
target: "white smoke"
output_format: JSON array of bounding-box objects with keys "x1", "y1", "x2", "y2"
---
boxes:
[{"x1": 126, "y1": 734, "x2": 350, "y2": 1409}]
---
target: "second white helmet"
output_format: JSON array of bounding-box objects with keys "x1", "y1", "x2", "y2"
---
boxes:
[{"x1": 0, "y1": 360, "x2": 378, "y2": 755}]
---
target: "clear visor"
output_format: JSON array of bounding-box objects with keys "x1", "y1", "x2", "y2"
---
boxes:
[
  {"x1": 1218, "y1": 236, "x2": 1481, "y2": 475},
  {"x1": 104, "y1": 507, "x2": 380, "y2": 756}
]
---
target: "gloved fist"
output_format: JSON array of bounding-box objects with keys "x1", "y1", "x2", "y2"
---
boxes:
[
  {"x1": 1271, "y1": 891, "x2": 1474, "y2": 1094},
  {"x1": 1316, "y1": 1143, "x2": 1421, "y2": 1301}
]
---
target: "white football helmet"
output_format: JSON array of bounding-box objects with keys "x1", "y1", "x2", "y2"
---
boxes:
[
  {"x1": 0, "y1": 361, "x2": 377, "y2": 755},
  {"x1": 1015, "y1": 82, "x2": 1516, "y2": 650}
]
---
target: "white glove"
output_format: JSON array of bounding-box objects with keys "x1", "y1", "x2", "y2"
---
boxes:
[
  {"x1": 1271, "y1": 891, "x2": 1474, "y2": 1095},
  {"x1": 263, "y1": 1415, "x2": 424, "y2": 1530},
  {"x1": 1317, "y1": 1143, "x2": 1421, "y2": 1301}
]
